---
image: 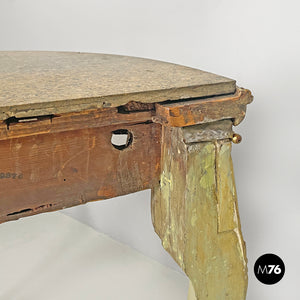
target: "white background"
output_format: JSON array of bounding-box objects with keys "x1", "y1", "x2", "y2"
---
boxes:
[
  {"x1": 0, "y1": 0, "x2": 299, "y2": 299},
  {"x1": 0, "y1": 212, "x2": 189, "y2": 300}
]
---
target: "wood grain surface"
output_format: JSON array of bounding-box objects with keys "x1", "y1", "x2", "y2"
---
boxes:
[
  {"x1": 0, "y1": 107, "x2": 154, "y2": 141},
  {"x1": 0, "y1": 52, "x2": 253, "y2": 300},
  {"x1": 154, "y1": 88, "x2": 253, "y2": 127},
  {"x1": 0, "y1": 51, "x2": 235, "y2": 120},
  {"x1": 0, "y1": 122, "x2": 161, "y2": 223}
]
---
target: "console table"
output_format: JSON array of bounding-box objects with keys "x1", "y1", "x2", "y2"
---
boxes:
[{"x1": 0, "y1": 51, "x2": 252, "y2": 300}]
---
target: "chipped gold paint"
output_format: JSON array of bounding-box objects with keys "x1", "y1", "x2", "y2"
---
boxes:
[
  {"x1": 151, "y1": 122, "x2": 248, "y2": 300},
  {"x1": 216, "y1": 142, "x2": 238, "y2": 232}
]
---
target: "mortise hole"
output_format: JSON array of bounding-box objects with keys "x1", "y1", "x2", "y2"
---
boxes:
[
  {"x1": 4, "y1": 114, "x2": 56, "y2": 130},
  {"x1": 111, "y1": 129, "x2": 133, "y2": 150}
]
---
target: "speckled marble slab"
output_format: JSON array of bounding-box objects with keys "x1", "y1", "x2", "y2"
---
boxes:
[{"x1": 0, "y1": 51, "x2": 235, "y2": 120}]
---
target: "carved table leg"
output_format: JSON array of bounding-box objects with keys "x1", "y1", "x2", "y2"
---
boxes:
[{"x1": 151, "y1": 121, "x2": 248, "y2": 300}]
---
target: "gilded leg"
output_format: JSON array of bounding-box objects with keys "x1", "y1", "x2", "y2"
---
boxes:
[{"x1": 151, "y1": 122, "x2": 248, "y2": 300}]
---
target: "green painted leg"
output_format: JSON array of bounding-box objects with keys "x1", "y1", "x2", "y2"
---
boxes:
[{"x1": 151, "y1": 121, "x2": 248, "y2": 300}]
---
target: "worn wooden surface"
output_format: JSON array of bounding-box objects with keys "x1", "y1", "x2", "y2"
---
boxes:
[
  {"x1": 0, "y1": 107, "x2": 154, "y2": 141},
  {"x1": 0, "y1": 122, "x2": 161, "y2": 223},
  {"x1": 0, "y1": 87, "x2": 252, "y2": 142},
  {"x1": 151, "y1": 122, "x2": 248, "y2": 300},
  {"x1": 181, "y1": 119, "x2": 233, "y2": 143},
  {"x1": 0, "y1": 52, "x2": 253, "y2": 299},
  {"x1": 154, "y1": 88, "x2": 253, "y2": 127},
  {"x1": 0, "y1": 51, "x2": 235, "y2": 120}
]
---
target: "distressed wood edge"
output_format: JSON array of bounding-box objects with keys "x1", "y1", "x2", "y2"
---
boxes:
[
  {"x1": 0, "y1": 87, "x2": 252, "y2": 141},
  {"x1": 153, "y1": 87, "x2": 253, "y2": 127},
  {"x1": 0, "y1": 121, "x2": 162, "y2": 224},
  {"x1": 0, "y1": 107, "x2": 155, "y2": 141},
  {"x1": 0, "y1": 81, "x2": 235, "y2": 121},
  {"x1": 1, "y1": 187, "x2": 152, "y2": 225},
  {"x1": 182, "y1": 119, "x2": 233, "y2": 143}
]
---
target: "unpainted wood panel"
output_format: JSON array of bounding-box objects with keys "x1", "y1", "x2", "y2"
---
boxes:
[
  {"x1": 154, "y1": 88, "x2": 253, "y2": 127},
  {"x1": 0, "y1": 122, "x2": 161, "y2": 223}
]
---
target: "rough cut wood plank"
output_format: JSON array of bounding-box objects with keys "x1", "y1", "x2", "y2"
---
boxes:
[
  {"x1": 151, "y1": 122, "x2": 247, "y2": 300},
  {"x1": 0, "y1": 107, "x2": 154, "y2": 141},
  {"x1": 0, "y1": 122, "x2": 161, "y2": 223},
  {"x1": 0, "y1": 51, "x2": 235, "y2": 120},
  {"x1": 153, "y1": 88, "x2": 253, "y2": 127}
]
